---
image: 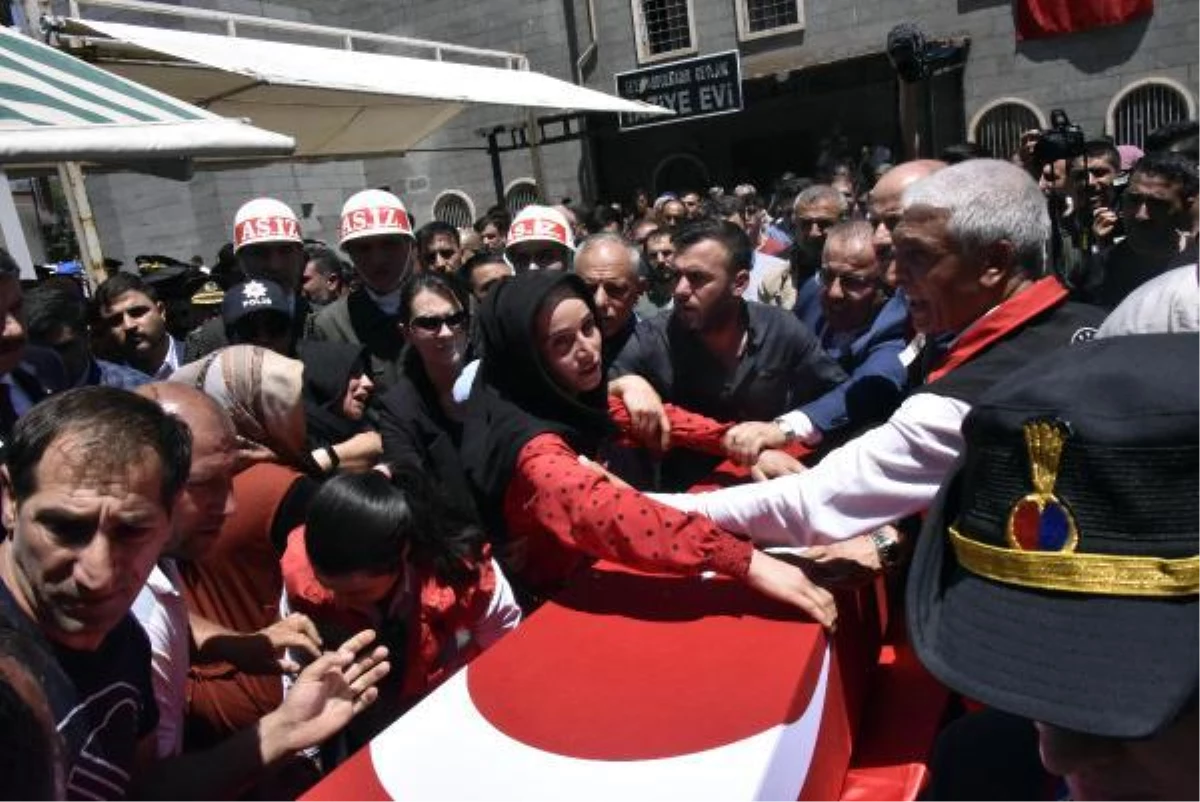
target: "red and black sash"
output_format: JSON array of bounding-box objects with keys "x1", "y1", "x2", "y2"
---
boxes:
[{"x1": 926, "y1": 278, "x2": 1069, "y2": 384}]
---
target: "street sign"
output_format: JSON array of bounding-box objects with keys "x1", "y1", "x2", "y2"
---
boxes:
[{"x1": 615, "y1": 50, "x2": 742, "y2": 130}]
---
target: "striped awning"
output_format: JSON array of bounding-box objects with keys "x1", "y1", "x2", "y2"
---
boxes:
[{"x1": 0, "y1": 25, "x2": 294, "y2": 164}]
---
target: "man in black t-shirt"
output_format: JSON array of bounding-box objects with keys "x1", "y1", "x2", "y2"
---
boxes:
[
  {"x1": 0, "y1": 388, "x2": 186, "y2": 798},
  {"x1": 0, "y1": 386, "x2": 393, "y2": 800}
]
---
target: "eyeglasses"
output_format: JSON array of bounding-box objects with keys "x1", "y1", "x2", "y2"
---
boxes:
[
  {"x1": 409, "y1": 310, "x2": 468, "y2": 332},
  {"x1": 817, "y1": 267, "x2": 878, "y2": 293},
  {"x1": 867, "y1": 212, "x2": 902, "y2": 233}
]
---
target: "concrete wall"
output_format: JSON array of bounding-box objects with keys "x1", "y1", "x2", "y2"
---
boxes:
[{"x1": 79, "y1": 0, "x2": 1197, "y2": 262}]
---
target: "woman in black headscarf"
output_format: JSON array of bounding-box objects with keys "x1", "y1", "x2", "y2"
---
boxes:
[{"x1": 460, "y1": 270, "x2": 836, "y2": 625}]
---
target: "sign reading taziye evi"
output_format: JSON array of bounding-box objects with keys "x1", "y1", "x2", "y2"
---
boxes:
[{"x1": 616, "y1": 50, "x2": 742, "y2": 130}]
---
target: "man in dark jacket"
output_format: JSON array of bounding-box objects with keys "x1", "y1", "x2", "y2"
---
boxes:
[
  {"x1": 610, "y1": 220, "x2": 845, "y2": 490},
  {"x1": 310, "y1": 189, "x2": 417, "y2": 391}
]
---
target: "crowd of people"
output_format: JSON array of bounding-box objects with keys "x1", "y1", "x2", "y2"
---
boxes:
[{"x1": 0, "y1": 115, "x2": 1196, "y2": 801}]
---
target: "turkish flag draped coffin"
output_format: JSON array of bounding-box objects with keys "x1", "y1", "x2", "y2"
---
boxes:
[
  {"x1": 300, "y1": 564, "x2": 888, "y2": 801},
  {"x1": 1015, "y1": 0, "x2": 1153, "y2": 40}
]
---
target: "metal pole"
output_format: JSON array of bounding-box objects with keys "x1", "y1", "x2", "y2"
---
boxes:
[
  {"x1": 526, "y1": 108, "x2": 547, "y2": 203},
  {"x1": 0, "y1": 170, "x2": 37, "y2": 280},
  {"x1": 488, "y1": 129, "x2": 505, "y2": 208},
  {"x1": 57, "y1": 163, "x2": 106, "y2": 289}
]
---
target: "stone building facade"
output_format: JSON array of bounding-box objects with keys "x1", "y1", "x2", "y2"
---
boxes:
[{"x1": 59, "y1": 0, "x2": 1196, "y2": 263}]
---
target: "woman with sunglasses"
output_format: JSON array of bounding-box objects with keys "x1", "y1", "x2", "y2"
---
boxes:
[{"x1": 377, "y1": 272, "x2": 480, "y2": 517}]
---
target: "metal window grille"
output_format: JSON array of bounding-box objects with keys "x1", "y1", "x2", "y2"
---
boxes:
[
  {"x1": 641, "y1": 0, "x2": 692, "y2": 56},
  {"x1": 432, "y1": 191, "x2": 474, "y2": 230},
  {"x1": 505, "y1": 181, "x2": 539, "y2": 215},
  {"x1": 743, "y1": 0, "x2": 800, "y2": 33},
  {"x1": 1112, "y1": 83, "x2": 1190, "y2": 150},
  {"x1": 974, "y1": 103, "x2": 1040, "y2": 163}
]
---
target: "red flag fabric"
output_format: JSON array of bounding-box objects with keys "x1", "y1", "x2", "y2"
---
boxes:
[{"x1": 1015, "y1": 0, "x2": 1153, "y2": 40}]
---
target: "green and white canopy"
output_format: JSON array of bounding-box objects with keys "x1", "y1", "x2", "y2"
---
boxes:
[{"x1": 0, "y1": 25, "x2": 294, "y2": 165}]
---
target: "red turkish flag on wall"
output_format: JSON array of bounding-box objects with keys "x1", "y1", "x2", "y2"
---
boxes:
[{"x1": 1015, "y1": 0, "x2": 1153, "y2": 40}]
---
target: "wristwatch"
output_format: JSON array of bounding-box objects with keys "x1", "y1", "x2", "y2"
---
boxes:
[
  {"x1": 869, "y1": 528, "x2": 904, "y2": 573},
  {"x1": 773, "y1": 416, "x2": 798, "y2": 443}
]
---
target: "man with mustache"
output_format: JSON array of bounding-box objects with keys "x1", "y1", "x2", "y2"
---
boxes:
[
  {"x1": 649, "y1": 159, "x2": 1105, "y2": 575},
  {"x1": 0, "y1": 386, "x2": 389, "y2": 799}
]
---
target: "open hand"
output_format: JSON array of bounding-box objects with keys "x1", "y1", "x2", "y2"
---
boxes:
[
  {"x1": 743, "y1": 550, "x2": 837, "y2": 630},
  {"x1": 263, "y1": 629, "x2": 390, "y2": 757}
]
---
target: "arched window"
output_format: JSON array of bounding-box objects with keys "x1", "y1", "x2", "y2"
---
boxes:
[
  {"x1": 1108, "y1": 78, "x2": 1195, "y2": 150},
  {"x1": 432, "y1": 190, "x2": 475, "y2": 230},
  {"x1": 504, "y1": 179, "x2": 539, "y2": 215},
  {"x1": 969, "y1": 98, "x2": 1045, "y2": 163}
]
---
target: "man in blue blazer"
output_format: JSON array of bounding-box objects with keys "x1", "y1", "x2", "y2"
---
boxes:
[{"x1": 725, "y1": 220, "x2": 910, "y2": 466}]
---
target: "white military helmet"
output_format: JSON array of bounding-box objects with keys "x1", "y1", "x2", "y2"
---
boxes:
[
  {"x1": 339, "y1": 189, "x2": 414, "y2": 246},
  {"x1": 232, "y1": 197, "x2": 302, "y2": 253},
  {"x1": 505, "y1": 204, "x2": 576, "y2": 252}
]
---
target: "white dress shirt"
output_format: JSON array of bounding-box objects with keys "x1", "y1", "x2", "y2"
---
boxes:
[
  {"x1": 153, "y1": 336, "x2": 182, "y2": 380},
  {"x1": 649, "y1": 392, "x2": 971, "y2": 546},
  {"x1": 131, "y1": 559, "x2": 189, "y2": 758}
]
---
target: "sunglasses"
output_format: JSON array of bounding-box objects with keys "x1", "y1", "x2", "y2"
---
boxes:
[
  {"x1": 817, "y1": 267, "x2": 878, "y2": 293},
  {"x1": 425, "y1": 248, "x2": 458, "y2": 261},
  {"x1": 796, "y1": 216, "x2": 840, "y2": 231},
  {"x1": 409, "y1": 310, "x2": 468, "y2": 332}
]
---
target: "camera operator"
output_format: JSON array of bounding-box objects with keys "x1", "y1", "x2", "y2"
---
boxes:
[
  {"x1": 1023, "y1": 111, "x2": 1094, "y2": 291},
  {"x1": 1069, "y1": 140, "x2": 1124, "y2": 248}
]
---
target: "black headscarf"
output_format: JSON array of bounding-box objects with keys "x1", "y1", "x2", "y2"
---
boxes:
[
  {"x1": 461, "y1": 270, "x2": 616, "y2": 534},
  {"x1": 297, "y1": 340, "x2": 373, "y2": 448}
]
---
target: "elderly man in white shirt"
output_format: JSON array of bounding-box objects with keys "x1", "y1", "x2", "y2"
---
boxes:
[{"x1": 650, "y1": 159, "x2": 1106, "y2": 572}]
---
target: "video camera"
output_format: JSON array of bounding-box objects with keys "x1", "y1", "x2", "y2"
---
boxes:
[{"x1": 1033, "y1": 109, "x2": 1086, "y2": 166}]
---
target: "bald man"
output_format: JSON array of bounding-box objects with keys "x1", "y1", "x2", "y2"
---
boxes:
[
  {"x1": 574, "y1": 233, "x2": 645, "y2": 368},
  {"x1": 131, "y1": 384, "x2": 322, "y2": 760},
  {"x1": 867, "y1": 160, "x2": 946, "y2": 287}
]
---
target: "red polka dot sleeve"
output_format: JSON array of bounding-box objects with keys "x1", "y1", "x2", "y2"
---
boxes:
[{"x1": 502, "y1": 433, "x2": 753, "y2": 583}]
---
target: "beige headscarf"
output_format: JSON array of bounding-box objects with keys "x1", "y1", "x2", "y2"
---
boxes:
[{"x1": 171, "y1": 345, "x2": 309, "y2": 469}]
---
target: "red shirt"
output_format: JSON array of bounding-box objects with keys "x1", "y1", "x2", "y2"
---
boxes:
[
  {"x1": 281, "y1": 529, "x2": 499, "y2": 704},
  {"x1": 500, "y1": 398, "x2": 754, "y2": 599}
]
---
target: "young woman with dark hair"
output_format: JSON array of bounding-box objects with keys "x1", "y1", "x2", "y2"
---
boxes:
[
  {"x1": 377, "y1": 272, "x2": 480, "y2": 516},
  {"x1": 282, "y1": 469, "x2": 519, "y2": 716},
  {"x1": 460, "y1": 269, "x2": 837, "y2": 626}
]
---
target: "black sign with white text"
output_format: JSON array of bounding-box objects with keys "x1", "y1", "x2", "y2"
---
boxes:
[{"x1": 615, "y1": 50, "x2": 742, "y2": 130}]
